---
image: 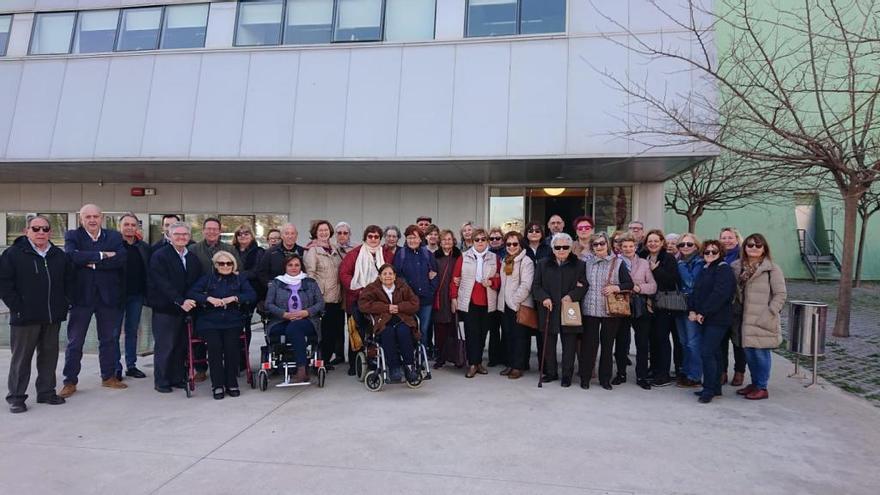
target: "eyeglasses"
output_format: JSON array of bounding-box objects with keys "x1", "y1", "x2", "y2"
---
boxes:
[
  {"x1": 677, "y1": 242, "x2": 696, "y2": 248},
  {"x1": 746, "y1": 242, "x2": 764, "y2": 249},
  {"x1": 505, "y1": 242, "x2": 519, "y2": 247},
  {"x1": 553, "y1": 245, "x2": 571, "y2": 251},
  {"x1": 366, "y1": 234, "x2": 381, "y2": 239},
  {"x1": 336, "y1": 231, "x2": 350, "y2": 235},
  {"x1": 703, "y1": 250, "x2": 719, "y2": 256},
  {"x1": 489, "y1": 236, "x2": 502, "y2": 241},
  {"x1": 474, "y1": 237, "x2": 488, "y2": 242},
  {"x1": 592, "y1": 241, "x2": 607, "y2": 247},
  {"x1": 576, "y1": 225, "x2": 593, "y2": 231},
  {"x1": 215, "y1": 261, "x2": 234, "y2": 267},
  {"x1": 30, "y1": 226, "x2": 51, "y2": 233}
]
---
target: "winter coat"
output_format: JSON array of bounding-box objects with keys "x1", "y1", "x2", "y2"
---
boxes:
[
  {"x1": 582, "y1": 255, "x2": 634, "y2": 318},
  {"x1": 433, "y1": 247, "x2": 461, "y2": 324},
  {"x1": 731, "y1": 258, "x2": 787, "y2": 349},
  {"x1": 531, "y1": 253, "x2": 588, "y2": 334},
  {"x1": 688, "y1": 259, "x2": 736, "y2": 327},
  {"x1": 525, "y1": 242, "x2": 552, "y2": 263},
  {"x1": 187, "y1": 272, "x2": 256, "y2": 332},
  {"x1": 257, "y1": 243, "x2": 306, "y2": 293},
  {"x1": 0, "y1": 236, "x2": 75, "y2": 326},
  {"x1": 64, "y1": 227, "x2": 127, "y2": 307},
  {"x1": 189, "y1": 239, "x2": 241, "y2": 277},
  {"x1": 677, "y1": 254, "x2": 703, "y2": 296},
  {"x1": 393, "y1": 245, "x2": 439, "y2": 307},
  {"x1": 338, "y1": 244, "x2": 394, "y2": 312},
  {"x1": 450, "y1": 249, "x2": 501, "y2": 312},
  {"x1": 623, "y1": 256, "x2": 657, "y2": 296},
  {"x1": 641, "y1": 249, "x2": 681, "y2": 293},
  {"x1": 264, "y1": 277, "x2": 324, "y2": 340},
  {"x1": 147, "y1": 244, "x2": 204, "y2": 314},
  {"x1": 121, "y1": 238, "x2": 150, "y2": 297},
  {"x1": 498, "y1": 250, "x2": 535, "y2": 312},
  {"x1": 304, "y1": 245, "x2": 343, "y2": 304},
  {"x1": 237, "y1": 243, "x2": 265, "y2": 297},
  {"x1": 357, "y1": 279, "x2": 420, "y2": 336}
]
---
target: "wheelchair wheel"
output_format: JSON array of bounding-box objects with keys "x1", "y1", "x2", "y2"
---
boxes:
[
  {"x1": 258, "y1": 370, "x2": 269, "y2": 392},
  {"x1": 317, "y1": 368, "x2": 326, "y2": 388},
  {"x1": 355, "y1": 352, "x2": 367, "y2": 382},
  {"x1": 405, "y1": 371, "x2": 424, "y2": 389},
  {"x1": 364, "y1": 370, "x2": 384, "y2": 392}
]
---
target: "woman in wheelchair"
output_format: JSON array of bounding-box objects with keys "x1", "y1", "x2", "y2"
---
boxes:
[
  {"x1": 187, "y1": 251, "x2": 257, "y2": 400},
  {"x1": 358, "y1": 264, "x2": 420, "y2": 383},
  {"x1": 265, "y1": 255, "x2": 325, "y2": 385}
]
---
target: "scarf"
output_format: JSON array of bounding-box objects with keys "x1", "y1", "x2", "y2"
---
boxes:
[
  {"x1": 739, "y1": 259, "x2": 760, "y2": 289},
  {"x1": 276, "y1": 272, "x2": 306, "y2": 285},
  {"x1": 305, "y1": 238, "x2": 331, "y2": 253},
  {"x1": 472, "y1": 248, "x2": 487, "y2": 282},
  {"x1": 503, "y1": 253, "x2": 516, "y2": 276},
  {"x1": 351, "y1": 245, "x2": 385, "y2": 291}
]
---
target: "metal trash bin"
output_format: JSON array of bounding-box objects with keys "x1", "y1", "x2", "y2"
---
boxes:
[
  {"x1": 787, "y1": 301, "x2": 827, "y2": 356},
  {"x1": 787, "y1": 301, "x2": 828, "y2": 387}
]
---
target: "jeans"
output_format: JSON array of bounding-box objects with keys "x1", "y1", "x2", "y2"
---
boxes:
[
  {"x1": 721, "y1": 327, "x2": 747, "y2": 373},
  {"x1": 381, "y1": 321, "x2": 415, "y2": 369},
  {"x1": 675, "y1": 314, "x2": 703, "y2": 381},
  {"x1": 699, "y1": 324, "x2": 727, "y2": 397},
  {"x1": 64, "y1": 304, "x2": 122, "y2": 383},
  {"x1": 117, "y1": 294, "x2": 144, "y2": 371},
  {"x1": 270, "y1": 320, "x2": 316, "y2": 369},
  {"x1": 417, "y1": 304, "x2": 433, "y2": 351},
  {"x1": 744, "y1": 347, "x2": 772, "y2": 389}
]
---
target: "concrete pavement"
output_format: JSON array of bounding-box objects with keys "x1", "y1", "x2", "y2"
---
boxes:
[{"x1": 1, "y1": 338, "x2": 878, "y2": 495}]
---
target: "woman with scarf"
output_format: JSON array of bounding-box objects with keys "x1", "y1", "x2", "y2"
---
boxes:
[
  {"x1": 450, "y1": 228, "x2": 501, "y2": 378},
  {"x1": 264, "y1": 255, "x2": 325, "y2": 385},
  {"x1": 616, "y1": 233, "x2": 656, "y2": 389},
  {"x1": 339, "y1": 225, "x2": 393, "y2": 374},
  {"x1": 432, "y1": 230, "x2": 461, "y2": 368},
  {"x1": 731, "y1": 233, "x2": 786, "y2": 400},
  {"x1": 498, "y1": 231, "x2": 534, "y2": 379},
  {"x1": 719, "y1": 226, "x2": 746, "y2": 386},
  {"x1": 675, "y1": 233, "x2": 704, "y2": 388},
  {"x1": 582, "y1": 232, "x2": 633, "y2": 390},
  {"x1": 304, "y1": 220, "x2": 344, "y2": 368}
]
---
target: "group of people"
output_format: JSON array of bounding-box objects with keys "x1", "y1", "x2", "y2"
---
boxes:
[{"x1": 1, "y1": 205, "x2": 787, "y2": 413}]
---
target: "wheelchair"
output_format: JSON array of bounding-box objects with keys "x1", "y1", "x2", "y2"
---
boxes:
[
  {"x1": 257, "y1": 316, "x2": 326, "y2": 390},
  {"x1": 353, "y1": 315, "x2": 431, "y2": 392}
]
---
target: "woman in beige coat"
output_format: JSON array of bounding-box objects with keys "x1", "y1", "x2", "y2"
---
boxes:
[
  {"x1": 304, "y1": 220, "x2": 345, "y2": 367},
  {"x1": 731, "y1": 233, "x2": 786, "y2": 400},
  {"x1": 498, "y1": 231, "x2": 535, "y2": 379}
]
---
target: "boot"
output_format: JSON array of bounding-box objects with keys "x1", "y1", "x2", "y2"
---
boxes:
[{"x1": 731, "y1": 372, "x2": 745, "y2": 387}]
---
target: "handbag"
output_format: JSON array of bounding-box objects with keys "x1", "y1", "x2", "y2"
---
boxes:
[
  {"x1": 630, "y1": 293, "x2": 647, "y2": 320},
  {"x1": 561, "y1": 300, "x2": 583, "y2": 326},
  {"x1": 605, "y1": 259, "x2": 632, "y2": 317},
  {"x1": 655, "y1": 290, "x2": 687, "y2": 312},
  {"x1": 516, "y1": 305, "x2": 538, "y2": 329}
]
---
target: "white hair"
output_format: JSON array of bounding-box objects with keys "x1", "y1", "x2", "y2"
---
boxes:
[
  {"x1": 334, "y1": 221, "x2": 351, "y2": 232},
  {"x1": 168, "y1": 221, "x2": 191, "y2": 234},
  {"x1": 550, "y1": 232, "x2": 573, "y2": 246}
]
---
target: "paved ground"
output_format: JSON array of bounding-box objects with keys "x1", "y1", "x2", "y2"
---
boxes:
[{"x1": 1, "y1": 333, "x2": 879, "y2": 495}]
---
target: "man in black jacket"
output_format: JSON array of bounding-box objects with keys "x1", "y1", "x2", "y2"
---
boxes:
[
  {"x1": 148, "y1": 222, "x2": 202, "y2": 393},
  {"x1": 257, "y1": 223, "x2": 304, "y2": 290},
  {"x1": 116, "y1": 213, "x2": 150, "y2": 380},
  {"x1": 0, "y1": 215, "x2": 75, "y2": 413},
  {"x1": 150, "y1": 214, "x2": 181, "y2": 254}
]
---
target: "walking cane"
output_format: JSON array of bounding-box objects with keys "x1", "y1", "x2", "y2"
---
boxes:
[{"x1": 537, "y1": 310, "x2": 551, "y2": 388}]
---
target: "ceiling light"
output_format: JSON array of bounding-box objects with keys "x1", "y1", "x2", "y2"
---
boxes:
[{"x1": 543, "y1": 188, "x2": 565, "y2": 196}]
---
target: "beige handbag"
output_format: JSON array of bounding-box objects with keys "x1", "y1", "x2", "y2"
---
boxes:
[{"x1": 605, "y1": 258, "x2": 632, "y2": 317}]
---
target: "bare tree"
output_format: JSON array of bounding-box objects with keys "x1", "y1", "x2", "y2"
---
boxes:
[
  {"x1": 855, "y1": 184, "x2": 880, "y2": 286},
  {"x1": 593, "y1": 0, "x2": 880, "y2": 337}
]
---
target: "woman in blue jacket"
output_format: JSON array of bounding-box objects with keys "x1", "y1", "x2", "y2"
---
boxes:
[
  {"x1": 675, "y1": 233, "x2": 704, "y2": 388},
  {"x1": 687, "y1": 239, "x2": 736, "y2": 403},
  {"x1": 187, "y1": 251, "x2": 256, "y2": 400},
  {"x1": 393, "y1": 225, "x2": 439, "y2": 354}
]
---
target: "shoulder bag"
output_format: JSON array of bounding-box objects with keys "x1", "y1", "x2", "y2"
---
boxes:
[{"x1": 605, "y1": 258, "x2": 632, "y2": 317}]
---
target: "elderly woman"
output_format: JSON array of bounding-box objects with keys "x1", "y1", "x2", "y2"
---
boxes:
[
  {"x1": 571, "y1": 216, "x2": 594, "y2": 259},
  {"x1": 304, "y1": 220, "x2": 345, "y2": 368},
  {"x1": 433, "y1": 230, "x2": 461, "y2": 368},
  {"x1": 616, "y1": 233, "x2": 656, "y2": 389},
  {"x1": 688, "y1": 240, "x2": 736, "y2": 404},
  {"x1": 485, "y1": 226, "x2": 506, "y2": 368},
  {"x1": 531, "y1": 233, "x2": 587, "y2": 387},
  {"x1": 265, "y1": 255, "x2": 325, "y2": 386},
  {"x1": 393, "y1": 225, "x2": 439, "y2": 356},
  {"x1": 232, "y1": 224, "x2": 265, "y2": 362},
  {"x1": 334, "y1": 222, "x2": 355, "y2": 256},
  {"x1": 641, "y1": 229, "x2": 682, "y2": 387},
  {"x1": 266, "y1": 228, "x2": 282, "y2": 248},
  {"x1": 675, "y1": 233, "x2": 704, "y2": 388},
  {"x1": 719, "y1": 226, "x2": 746, "y2": 386},
  {"x1": 187, "y1": 251, "x2": 256, "y2": 400},
  {"x1": 731, "y1": 233, "x2": 787, "y2": 400},
  {"x1": 383, "y1": 226, "x2": 401, "y2": 257},
  {"x1": 498, "y1": 231, "x2": 535, "y2": 379},
  {"x1": 665, "y1": 233, "x2": 680, "y2": 258},
  {"x1": 582, "y1": 232, "x2": 633, "y2": 390},
  {"x1": 451, "y1": 228, "x2": 501, "y2": 378},
  {"x1": 358, "y1": 264, "x2": 420, "y2": 383}
]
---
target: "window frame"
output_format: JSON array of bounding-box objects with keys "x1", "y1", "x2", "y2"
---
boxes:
[
  {"x1": 0, "y1": 14, "x2": 12, "y2": 57},
  {"x1": 282, "y1": 0, "x2": 337, "y2": 46},
  {"x1": 115, "y1": 5, "x2": 166, "y2": 52},
  {"x1": 234, "y1": 0, "x2": 286, "y2": 47},
  {"x1": 72, "y1": 8, "x2": 122, "y2": 55},
  {"x1": 332, "y1": 0, "x2": 386, "y2": 43},
  {"x1": 28, "y1": 10, "x2": 78, "y2": 55},
  {"x1": 159, "y1": 2, "x2": 210, "y2": 50},
  {"x1": 383, "y1": 0, "x2": 437, "y2": 43},
  {"x1": 464, "y1": 0, "x2": 565, "y2": 38}
]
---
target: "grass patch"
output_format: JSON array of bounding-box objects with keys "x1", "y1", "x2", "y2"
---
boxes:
[{"x1": 840, "y1": 384, "x2": 867, "y2": 394}]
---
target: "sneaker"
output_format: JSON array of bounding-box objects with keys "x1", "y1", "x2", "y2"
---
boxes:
[
  {"x1": 102, "y1": 377, "x2": 128, "y2": 389},
  {"x1": 36, "y1": 395, "x2": 66, "y2": 405},
  {"x1": 126, "y1": 367, "x2": 147, "y2": 379},
  {"x1": 58, "y1": 383, "x2": 77, "y2": 398}
]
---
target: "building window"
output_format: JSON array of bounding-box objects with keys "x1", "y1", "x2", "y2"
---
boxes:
[
  {"x1": 73, "y1": 9, "x2": 119, "y2": 54},
  {"x1": 0, "y1": 15, "x2": 11, "y2": 56},
  {"x1": 116, "y1": 7, "x2": 163, "y2": 51},
  {"x1": 384, "y1": 0, "x2": 434, "y2": 42},
  {"x1": 236, "y1": 0, "x2": 284, "y2": 46},
  {"x1": 5, "y1": 213, "x2": 68, "y2": 246},
  {"x1": 333, "y1": 0, "x2": 383, "y2": 42},
  {"x1": 466, "y1": 0, "x2": 565, "y2": 37},
  {"x1": 30, "y1": 12, "x2": 76, "y2": 55},
  {"x1": 284, "y1": 0, "x2": 334, "y2": 44},
  {"x1": 161, "y1": 4, "x2": 209, "y2": 49}
]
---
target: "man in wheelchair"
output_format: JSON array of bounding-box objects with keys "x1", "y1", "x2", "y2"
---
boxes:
[
  {"x1": 263, "y1": 255, "x2": 325, "y2": 386},
  {"x1": 357, "y1": 264, "x2": 421, "y2": 384}
]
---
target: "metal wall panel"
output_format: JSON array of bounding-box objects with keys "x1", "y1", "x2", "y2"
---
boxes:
[
  {"x1": 451, "y1": 43, "x2": 510, "y2": 156},
  {"x1": 291, "y1": 50, "x2": 349, "y2": 157},
  {"x1": 94, "y1": 56, "x2": 156, "y2": 158},
  {"x1": 396, "y1": 45, "x2": 455, "y2": 157},
  {"x1": 50, "y1": 58, "x2": 110, "y2": 159},
  {"x1": 6, "y1": 61, "x2": 65, "y2": 159},
  {"x1": 141, "y1": 54, "x2": 202, "y2": 157},
  {"x1": 343, "y1": 47, "x2": 402, "y2": 158},
  {"x1": 0, "y1": 63, "x2": 23, "y2": 159},
  {"x1": 240, "y1": 51, "x2": 299, "y2": 158},
  {"x1": 508, "y1": 40, "x2": 567, "y2": 156},
  {"x1": 190, "y1": 52, "x2": 249, "y2": 158}
]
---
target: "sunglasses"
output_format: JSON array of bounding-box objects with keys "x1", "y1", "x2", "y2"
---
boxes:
[
  {"x1": 703, "y1": 250, "x2": 719, "y2": 256},
  {"x1": 215, "y1": 261, "x2": 234, "y2": 267},
  {"x1": 592, "y1": 241, "x2": 607, "y2": 247},
  {"x1": 474, "y1": 237, "x2": 488, "y2": 242},
  {"x1": 489, "y1": 236, "x2": 502, "y2": 241},
  {"x1": 677, "y1": 242, "x2": 696, "y2": 248},
  {"x1": 366, "y1": 234, "x2": 381, "y2": 239},
  {"x1": 527, "y1": 228, "x2": 542, "y2": 233},
  {"x1": 336, "y1": 231, "x2": 350, "y2": 235},
  {"x1": 30, "y1": 226, "x2": 51, "y2": 233},
  {"x1": 576, "y1": 225, "x2": 593, "y2": 231},
  {"x1": 506, "y1": 242, "x2": 519, "y2": 247},
  {"x1": 553, "y1": 245, "x2": 571, "y2": 251},
  {"x1": 746, "y1": 242, "x2": 764, "y2": 249}
]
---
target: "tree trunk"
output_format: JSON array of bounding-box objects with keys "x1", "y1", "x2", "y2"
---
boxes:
[
  {"x1": 854, "y1": 212, "x2": 868, "y2": 288},
  {"x1": 687, "y1": 214, "x2": 698, "y2": 233},
  {"x1": 833, "y1": 191, "x2": 860, "y2": 337}
]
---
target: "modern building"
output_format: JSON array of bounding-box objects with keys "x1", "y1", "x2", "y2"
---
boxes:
[{"x1": 0, "y1": 0, "x2": 714, "y2": 245}]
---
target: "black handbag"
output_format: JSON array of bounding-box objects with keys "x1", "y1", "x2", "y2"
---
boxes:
[
  {"x1": 655, "y1": 290, "x2": 687, "y2": 312},
  {"x1": 630, "y1": 294, "x2": 648, "y2": 319}
]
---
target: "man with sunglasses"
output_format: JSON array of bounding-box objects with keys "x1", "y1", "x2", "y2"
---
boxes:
[{"x1": 1, "y1": 216, "x2": 75, "y2": 413}]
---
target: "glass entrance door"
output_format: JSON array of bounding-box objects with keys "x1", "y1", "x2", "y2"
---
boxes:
[{"x1": 489, "y1": 186, "x2": 633, "y2": 235}]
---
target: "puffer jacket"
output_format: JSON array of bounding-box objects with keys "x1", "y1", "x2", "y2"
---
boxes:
[
  {"x1": 264, "y1": 277, "x2": 325, "y2": 341},
  {"x1": 498, "y1": 250, "x2": 535, "y2": 312},
  {"x1": 731, "y1": 258, "x2": 787, "y2": 348},
  {"x1": 303, "y1": 245, "x2": 343, "y2": 304}
]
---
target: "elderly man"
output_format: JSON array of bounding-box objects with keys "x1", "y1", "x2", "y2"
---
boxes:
[
  {"x1": 547, "y1": 215, "x2": 565, "y2": 236},
  {"x1": 116, "y1": 213, "x2": 150, "y2": 380},
  {"x1": 1, "y1": 216, "x2": 75, "y2": 413},
  {"x1": 257, "y1": 223, "x2": 304, "y2": 288},
  {"x1": 148, "y1": 222, "x2": 202, "y2": 393},
  {"x1": 151, "y1": 214, "x2": 181, "y2": 254},
  {"x1": 60, "y1": 204, "x2": 128, "y2": 398},
  {"x1": 628, "y1": 221, "x2": 646, "y2": 251}
]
